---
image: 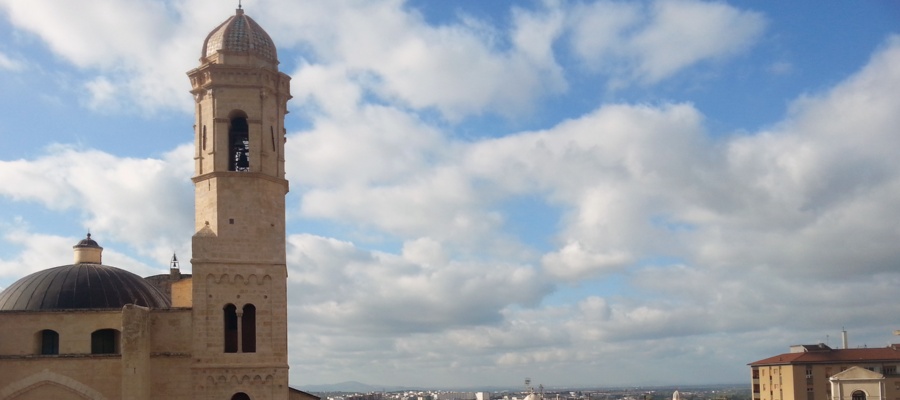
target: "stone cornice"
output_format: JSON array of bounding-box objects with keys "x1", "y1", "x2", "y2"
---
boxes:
[{"x1": 191, "y1": 171, "x2": 288, "y2": 189}]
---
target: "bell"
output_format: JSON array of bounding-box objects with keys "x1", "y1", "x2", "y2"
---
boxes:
[{"x1": 237, "y1": 150, "x2": 249, "y2": 169}]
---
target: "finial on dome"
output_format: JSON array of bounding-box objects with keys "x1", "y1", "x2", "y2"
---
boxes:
[{"x1": 237, "y1": 0, "x2": 243, "y2": 14}]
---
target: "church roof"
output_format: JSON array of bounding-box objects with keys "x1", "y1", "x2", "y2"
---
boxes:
[
  {"x1": 0, "y1": 263, "x2": 171, "y2": 311},
  {"x1": 202, "y1": 8, "x2": 277, "y2": 63},
  {"x1": 749, "y1": 346, "x2": 900, "y2": 366}
]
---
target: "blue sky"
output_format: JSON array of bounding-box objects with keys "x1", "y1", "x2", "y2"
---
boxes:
[{"x1": 1, "y1": 0, "x2": 900, "y2": 389}]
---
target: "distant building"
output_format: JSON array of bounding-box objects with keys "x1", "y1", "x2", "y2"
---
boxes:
[
  {"x1": 346, "y1": 393, "x2": 384, "y2": 400},
  {"x1": 435, "y1": 392, "x2": 491, "y2": 400},
  {"x1": 749, "y1": 342, "x2": 900, "y2": 400}
]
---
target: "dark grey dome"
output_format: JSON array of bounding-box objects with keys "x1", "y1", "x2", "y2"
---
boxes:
[
  {"x1": 73, "y1": 233, "x2": 101, "y2": 249},
  {"x1": 0, "y1": 264, "x2": 171, "y2": 311}
]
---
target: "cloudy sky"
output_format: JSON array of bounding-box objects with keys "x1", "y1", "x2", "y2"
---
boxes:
[{"x1": 1, "y1": 0, "x2": 900, "y2": 389}]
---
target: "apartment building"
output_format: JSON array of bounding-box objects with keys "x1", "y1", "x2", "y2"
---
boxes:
[{"x1": 749, "y1": 343, "x2": 900, "y2": 400}]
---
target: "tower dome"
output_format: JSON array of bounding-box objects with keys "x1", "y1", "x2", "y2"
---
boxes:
[{"x1": 201, "y1": 7, "x2": 277, "y2": 64}]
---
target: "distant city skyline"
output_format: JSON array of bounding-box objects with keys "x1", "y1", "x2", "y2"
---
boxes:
[
  {"x1": 300, "y1": 381, "x2": 749, "y2": 393},
  {"x1": 1, "y1": 0, "x2": 899, "y2": 388},
  {"x1": 307, "y1": 383, "x2": 750, "y2": 400}
]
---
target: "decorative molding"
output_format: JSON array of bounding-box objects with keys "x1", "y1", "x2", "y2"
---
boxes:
[
  {"x1": 205, "y1": 273, "x2": 273, "y2": 285},
  {"x1": 206, "y1": 373, "x2": 275, "y2": 386},
  {"x1": 190, "y1": 171, "x2": 288, "y2": 186},
  {"x1": 0, "y1": 369, "x2": 108, "y2": 400}
]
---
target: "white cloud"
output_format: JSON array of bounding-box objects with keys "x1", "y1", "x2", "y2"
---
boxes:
[
  {"x1": 0, "y1": 0, "x2": 764, "y2": 119},
  {"x1": 282, "y1": 38, "x2": 900, "y2": 386},
  {"x1": 568, "y1": 0, "x2": 766, "y2": 85},
  {"x1": 0, "y1": 226, "x2": 163, "y2": 280},
  {"x1": 508, "y1": 3, "x2": 568, "y2": 95},
  {"x1": 287, "y1": 233, "x2": 552, "y2": 336},
  {"x1": 84, "y1": 76, "x2": 118, "y2": 111},
  {"x1": 0, "y1": 1, "x2": 171, "y2": 67},
  {"x1": 460, "y1": 102, "x2": 712, "y2": 264},
  {"x1": 299, "y1": 169, "x2": 499, "y2": 245},
  {"x1": 568, "y1": 1, "x2": 642, "y2": 67},
  {"x1": 0, "y1": 0, "x2": 216, "y2": 112},
  {"x1": 768, "y1": 61, "x2": 794, "y2": 75},
  {"x1": 250, "y1": 0, "x2": 569, "y2": 121},
  {"x1": 287, "y1": 104, "x2": 448, "y2": 187},
  {"x1": 0, "y1": 144, "x2": 194, "y2": 263},
  {"x1": 290, "y1": 63, "x2": 364, "y2": 118},
  {"x1": 542, "y1": 241, "x2": 632, "y2": 281},
  {"x1": 631, "y1": 0, "x2": 766, "y2": 83},
  {"x1": 401, "y1": 237, "x2": 448, "y2": 268},
  {"x1": 292, "y1": 92, "x2": 726, "y2": 270},
  {"x1": 0, "y1": 227, "x2": 74, "y2": 278},
  {"x1": 692, "y1": 35, "x2": 900, "y2": 278},
  {"x1": 551, "y1": 35, "x2": 900, "y2": 350},
  {"x1": 0, "y1": 51, "x2": 23, "y2": 71}
]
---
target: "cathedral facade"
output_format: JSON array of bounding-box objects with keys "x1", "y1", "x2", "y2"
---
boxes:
[{"x1": 0, "y1": 7, "x2": 306, "y2": 400}]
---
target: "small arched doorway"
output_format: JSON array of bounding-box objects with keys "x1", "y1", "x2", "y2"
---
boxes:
[{"x1": 852, "y1": 391, "x2": 866, "y2": 400}]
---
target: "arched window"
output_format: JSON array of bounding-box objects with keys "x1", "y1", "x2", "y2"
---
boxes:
[
  {"x1": 232, "y1": 393, "x2": 251, "y2": 400},
  {"x1": 91, "y1": 329, "x2": 119, "y2": 354},
  {"x1": 229, "y1": 116, "x2": 250, "y2": 171},
  {"x1": 38, "y1": 329, "x2": 59, "y2": 355},
  {"x1": 852, "y1": 391, "x2": 866, "y2": 400},
  {"x1": 224, "y1": 304, "x2": 238, "y2": 353},
  {"x1": 242, "y1": 304, "x2": 256, "y2": 353}
]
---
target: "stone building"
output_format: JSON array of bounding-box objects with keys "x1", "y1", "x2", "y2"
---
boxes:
[{"x1": 0, "y1": 6, "x2": 313, "y2": 400}]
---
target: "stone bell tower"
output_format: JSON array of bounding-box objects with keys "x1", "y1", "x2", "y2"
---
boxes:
[{"x1": 187, "y1": 6, "x2": 291, "y2": 399}]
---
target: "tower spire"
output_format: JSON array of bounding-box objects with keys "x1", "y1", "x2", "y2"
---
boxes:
[{"x1": 169, "y1": 253, "x2": 180, "y2": 279}]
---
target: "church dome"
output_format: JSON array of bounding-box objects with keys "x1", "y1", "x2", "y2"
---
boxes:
[
  {"x1": 202, "y1": 8, "x2": 277, "y2": 63},
  {"x1": 0, "y1": 235, "x2": 170, "y2": 311},
  {"x1": 0, "y1": 264, "x2": 171, "y2": 311},
  {"x1": 74, "y1": 233, "x2": 100, "y2": 248}
]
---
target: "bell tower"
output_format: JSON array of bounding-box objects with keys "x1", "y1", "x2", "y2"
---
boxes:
[{"x1": 187, "y1": 7, "x2": 291, "y2": 400}]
